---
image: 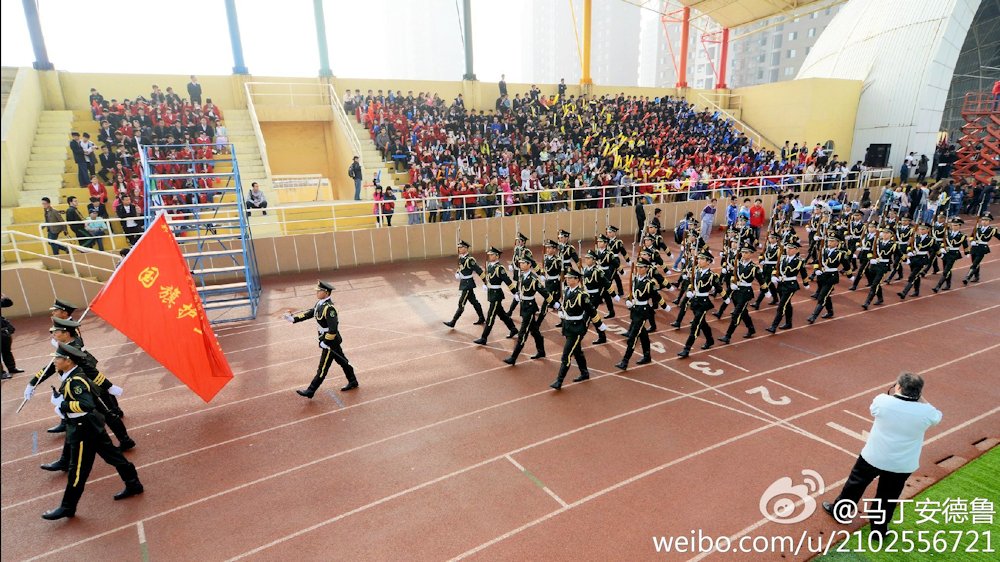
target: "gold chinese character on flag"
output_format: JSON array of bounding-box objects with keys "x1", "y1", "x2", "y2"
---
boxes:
[
  {"x1": 138, "y1": 266, "x2": 160, "y2": 288},
  {"x1": 176, "y1": 303, "x2": 198, "y2": 320},
  {"x1": 158, "y1": 285, "x2": 181, "y2": 308}
]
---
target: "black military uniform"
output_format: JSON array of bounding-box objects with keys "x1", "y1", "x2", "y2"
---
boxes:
[
  {"x1": 444, "y1": 241, "x2": 486, "y2": 327},
  {"x1": 720, "y1": 247, "x2": 761, "y2": 343},
  {"x1": 766, "y1": 240, "x2": 809, "y2": 333},
  {"x1": 549, "y1": 269, "x2": 607, "y2": 390},
  {"x1": 556, "y1": 230, "x2": 579, "y2": 272},
  {"x1": 930, "y1": 215, "x2": 948, "y2": 274},
  {"x1": 289, "y1": 281, "x2": 358, "y2": 396},
  {"x1": 807, "y1": 239, "x2": 850, "y2": 323},
  {"x1": 753, "y1": 234, "x2": 781, "y2": 309},
  {"x1": 890, "y1": 218, "x2": 914, "y2": 282},
  {"x1": 614, "y1": 260, "x2": 657, "y2": 370},
  {"x1": 41, "y1": 343, "x2": 143, "y2": 521},
  {"x1": 964, "y1": 213, "x2": 998, "y2": 284},
  {"x1": 846, "y1": 211, "x2": 866, "y2": 272},
  {"x1": 41, "y1": 299, "x2": 81, "y2": 433},
  {"x1": 849, "y1": 227, "x2": 879, "y2": 291},
  {"x1": 898, "y1": 224, "x2": 937, "y2": 299},
  {"x1": 714, "y1": 243, "x2": 741, "y2": 318},
  {"x1": 862, "y1": 230, "x2": 897, "y2": 309},
  {"x1": 506, "y1": 233, "x2": 533, "y2": 316},
  {"x1": 474, "y1": 247, "x2": 519, "y2": 344},
  {"x1": 933, "y1": 219, "x2": 968, "y2": 292},
  {"x1": 606, "y1": 226, "x2": 629, "y2": 295},
  {"x1": 542, "y1": 240, "x2": 563, "y2": 313},
  {"x1": 593, "y1": 235, "x2": 620, "y2": 317},
  {"x1": 678, "y1": 251, "x2": 721, "y2": 358},
  {"x1": 581, "y1": 250, "x2": 615, "y2": 341},
  {"x1": 503, "y1": 258, "x2": 552, "y2": 365},
  {"x1": 1, "y1": 295, "x2": 21, "y2": 379}
]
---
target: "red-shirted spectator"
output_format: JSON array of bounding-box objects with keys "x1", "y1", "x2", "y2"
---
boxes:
[
  {"x1": 749, "y1": 198, "x2": 766, "y2": 240},
  {"x1": 87, "y1": 176, "x2": 109, "y2": 204}
]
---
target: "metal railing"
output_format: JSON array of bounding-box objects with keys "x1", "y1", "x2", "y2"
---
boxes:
[
  {"x1": 272, "y1": 174, "x2": 330, "y2": 201},
  {"x1": 326, "y1": 84, "x2": 366, "y2": 172},
  {"x1": 243, "y1": 82, "x2": 273, "y2": 180},
  {"x1": 697, "y1": 91, "x2": 780, "y2": 151},
  {"x1": 34, "y1": 215, "x2": 139, "y2": 254},
  {"x1": 3, "y1": 230, "x2": 124, "y2": 276}
]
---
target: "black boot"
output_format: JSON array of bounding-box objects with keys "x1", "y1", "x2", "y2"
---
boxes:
[
  {"x1": 473, "y1": 317, "x2": 486, "y2": 325},
  {"x1": 592, "y1": 332, "x2": 607, "y2": 345},
  {"x1": 807, "y1": 314, "x2": 818, "y2": 324},
  {"x1": 744, "y1": 329, "x2": 756, "y2": 338},
  {"x1": 442, "y1": 320, "x2": 456, "y2": 328},
  {"x1": 47, "y1": 421, "x2": 66, "y2": 434},
  {"x1": 42, "y1": 506, "x2": 75, "y2": 520},
  {"x1": 677, "y1": 347, "x2": 690, "y2": 358},
  {"x1": 40, "y1": 460, "x2": 68, "y2": 472},
  {"x1": 765, "y1": 325, "x2": 777, "y2": 334},
  {"x1": 572, "y1": 371, "x2": 590, "y2": 383},
  {"x1": 719, "y1": 334, "x2": 732, "y2": 344},
  {"x1": 473, "y1": 337, "x2": 487, "y2": 345},
  {"x1": 297, "y1": 375, "x2": 323, "y2": 398},
  {"x1": 118, "y1": 438, "x2": 136, "y2": 452},
  {"x1": 636, "y1": 355, "x2": 652, "y2": 365},
  {"x1": 113, "y1": 479, "x2": 144, "y2": 501},
  {"x1": 700, "y1": 340, "x2": 714, "y2": 350},
  {"x1": 530, "y1": 350, "x2": 546, "y2": 360},
  {"x1": 615, "y1": 356, "x2": 629, "y2": 370},
  {"x1": 550, "y1": 367, "x2": 568, "y2": 390}
]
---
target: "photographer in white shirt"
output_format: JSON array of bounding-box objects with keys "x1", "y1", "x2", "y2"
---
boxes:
[{"x1": 823, "y1": 372, "x2": 942, "y2": 539}]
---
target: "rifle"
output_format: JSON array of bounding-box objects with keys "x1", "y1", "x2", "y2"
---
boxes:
[{"x1": 16, "y1": 308, "x2": 92, "y2": 414}]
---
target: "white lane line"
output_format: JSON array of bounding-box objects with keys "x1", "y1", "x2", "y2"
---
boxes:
[
  {"x1": 766, "y1": 378, "x2": 820, "y2": 400},
  {"x1": 708, "y1": 354, "x2": 750, "y2": 373},
  {"x1": 505, "y1": 455, "x2": 568, "y2": 509}
]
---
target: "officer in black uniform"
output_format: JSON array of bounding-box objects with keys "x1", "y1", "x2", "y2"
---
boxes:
[
  {"x1": 849, "y1": 223, "x2": 879, "y2": 291},
  {"x1": 503, "y1": 257, "x2": 552, "y2": 365},
  {"x1": 889, "y1": 215, "x2": 915, "y2": 282},
  {"x1": 933, "y1": 218, "x2": 969, "y2": 292},
  {"x1": 50, "y1": 299, "x2": 78, "y2": 322},
  {"x1": 41, "y1": 343, "x2": 143, "y2": 521},
  {"x1": 898, "y1": 222, "x2": 937, "y2": 299},
  {"x1": 506, "y1": 233, "x2": 533, "y2": 316},
  {"x1": 964, "y1": 212, "x2": 998, "y2": 284},
  {"x1": 606, "y1": 225, "x2": 629, "y2": 295},
  {"x1": 862, "y1": 228, "x2": 896, "y2": 309},
  {"x1": 594, "y1": 234, "x2": 620, "y2": 317},
  {"x1": 845, "y1": 210, "x2": 866, "y2": 272},
  {"x1": 444, "y1": 240, "x2": 486, "y2": 327},
  {"x1": 556, "y1": 229, "x2": 579, "y2": 272},
  {"x1": 752, "y1": 232, "x2": 781, "y2": 309},
  {"x1": 807, "y1": 236, "x2": 850, "y2": 323},
  {"x1": 474, "y1": 246, "x2": 519, "y2": 345},
  {"x1": 678, "y1": 250, "x2": 721, "y2": 358},
  {"x1": 720, "y1": 246, "x2": 761, "y2": 343},
  {"x1": 930, "y1": 212, "x2": 948, "y2": 274},
  {"x1": 287, "y1": 281, "x2": 358, "y2": 397},
  {"x1": 541, "y1": 240, "x2": 563, "y2": 319},
  {"x1": 549, "y1": 269, "x2": 608, "y2": 390},
  {"x1": 766, "y1": 240, "x2": 809, "y2": 333},
  {"x1": 614, "y1": 260, "x2": 656, "y2": 371},
  {"x1": 581, "y1": 250, "x2": 614, "y2": 342}
]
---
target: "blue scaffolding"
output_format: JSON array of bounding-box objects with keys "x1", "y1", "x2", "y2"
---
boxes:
[{"x1": 139, "y1": 143, "x2": 261, "y2": 324}]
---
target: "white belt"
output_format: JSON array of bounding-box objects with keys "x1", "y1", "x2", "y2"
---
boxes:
[
  {"x1": 598, "y1": 266, "x2": 609, "y2": 271},
  {"x1": 586, "y1": 289, "x2": 599, "y2": 294},
  {"x1": 762, "y1": 260, "x2": 777, "y2": 265},
  {"x1": 946, "y1": 247, "x2": 960, "y2": 252},
  {"x1": 737, "y1": 281, "x2": 753, "y2": 287},
  {"x1": 781, "y1": 276, "x2": 798, "y2": 282},
  {"x1": 694, "y1": 291, "x2": 710, "y2": 297},
  {"x1": 563, "y1": 314, "x2": 584, "y2": 321},
  {"x1": 317, "y1": 327, "x2": 329, "y2": 333},
  {"x1": 871, "y1": 259, "x2": 888, "y2": 264},
  {"x1": 561, "y1": 259, "x2": 572, "y2": 264},
  {"x1": 971, "y1": 241, "x2": 986, "y2": 246},
  {"x1": 66, "y1": 412, "x2": 86, "y2": 419},
  {"x1": 912, "y1": 251, "x2": 927, "y2": 256},
  {"x1": 486, "y1": 284, "x2": 502, "y2": 289},
  {"x1": 823, "y1": 267, "x2": 839, "y2": 273},
  {"x1": 519, "y1": 294, "x2": 538, "y2": 301},
  {"x1": 633, "y1": 299, "x2": 649, "y2": 305},
  {"x1": 545, "y1": 275, "x2": 560, "y2": 280},
  {"x1": 459, "y1": 274, "x2": 474, "y2": 279}
]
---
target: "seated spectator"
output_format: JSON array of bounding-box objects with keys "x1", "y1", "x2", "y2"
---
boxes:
[
  {"x1": 87, "y1": 175, "x2": 109, "y2": 204},
  {"x1": 84, "y1": 210, "x2": 109, "y2": 251},
  {"x1": 246, "y1": 182, "x2": 268, "y2": 217},
  {"x1": 87, "y1": 196, "x2": 109, "y2": 219},
  {"x1": 116, "y1": 195, "x2": 143, "y2": 245}
]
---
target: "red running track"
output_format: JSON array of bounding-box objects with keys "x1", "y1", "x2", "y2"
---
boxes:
[{"x1": 1, "y1": 219, "x2": 998, "y2": 561}]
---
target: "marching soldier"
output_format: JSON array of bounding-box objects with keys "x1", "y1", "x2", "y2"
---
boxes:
[
  {"x1": 474, "y1": 247, "x2": 519, "y2": 344},
  {"x1": 807, "y1": 236, "x2": 850, "y2": 323},
  {"x1": 606, "y1": 226, "x2": 629, "y2": 295},
  {"x1": 581, "y1": 250, "x2": 615, "y2": 340},
  {"x1": 752, "y1": 232, "x2": 781, "y2": 309},
  {"x1": 557, "y1": 229, "x2": 579, "y2": 272},
  {"x1": 506, "y1": 233, "x2": 533, "y2": 316},
  {"x1": 889, "y1": 215, "x2": 915, "y2": 282},
  {"x1": 286, "y1": 281, "x2": 358, "y2": 397},
  {"x1": 50, "y1": 299, "x2": 79, "y2": 322},
  {"x1": 542, "y1": 240, "x2": 563, "y2": 319},
  {"x1": 41, "y1": 343, "x2": 143, "y2": 521},
  {"x1": 444, "y1": 240, "x2": 486, "y2": 328},
  {"x1": 644, "y1": 222, "x2": 669, "y2": 253},
  {"x1": 614, "y1": 260, "x2": 656, "y2": 371},
  {"x1": 964, "y1": 212, "x2": 998, "y2": 284},
  {"x1": 845, "y1": 210, "x2": 866, "y2": 272},
  {"x1": 898, "y1": 222, "x2": 937, "y2": 299},
  {"x1": 862, "y1": 228, "x2": 896, "y2": 309},
  {"x1": 549, "y1": 269, "x2": 608, "y2": 390},
  {"x1": 714, "y1": 237, "x2": 741, "y2": 318},
  {"x1": 932, "y1": 218, "x2": 969, "y2": 293},
  {"x1": 678, "y1": 250, "x2": 721, "y2": 358},
  {"x1": 930, "y1": 212, "x2": 948, "y2": 274},
  {"x1": 765, "y1": 240, "x2": 809, "y2": 333},
  {"x1": 593, "y1": 234, "x2": 620, "y2": 313},
  {"x1": 503, "y1": 257, "x2": 552, "y2": 365},
  {"x1": 719, "y1": 246, "x2": 761, "y2": 343},
  {"x1": 849, "y1": 223, "x2": 879, "y2": 291}
]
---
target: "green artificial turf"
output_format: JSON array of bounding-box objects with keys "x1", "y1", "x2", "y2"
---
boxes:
[{"x1": 816, "y1": 446, "x2": 997, "y2": 561}]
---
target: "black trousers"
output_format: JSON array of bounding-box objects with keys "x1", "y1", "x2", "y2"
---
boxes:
[
  {"x1": 510, "y1": 309, "x2": 545, "y2": 359},
  {"x1": 480, "y1": 299, "x2": 516, "y2": 339},
  {"x1": 451, "y1": 288, "x2": 484, "y2": 323},
  {"x1": 850, "y1": 256, "x2": 871, "y2": 290},
  {"x1": 936, "y1": 253, "x2": 960, "y2": 289},
  {"x1": 755, "y1": 265, "x2": 776, "y2": 305},
  {"x1": 684, "y1": 307, "x2": 714, "y2": 349},
  {"x1": 968, "y1": 252, "x2": 986, "y2": 280},
  {"x1": 902, "y1": 257, "x2": 929, "y2": 295},
  {"x1": 307, "y1": 341, "x2": 356, "y2": 391},
  {"x1": 770, "y1": 284, "x2": 798, "y2": 328},
  {"x1": 865, "y1": 264, "x2": 888, "y2": 303},
  {"x1": 811, "y1": 274, "x2": 838, "y2": 317},
  {"x1": 1, "y1": 331, "x2": 15, "y2": 371},
  {"x1": 833, "y1": 455, "x2": 910, "y2": 534},
  {"x1": 554, "y1": 332, "x2": 588, "y2": 383},
  {"x1": 621, "y1": 308, "x2": 651, "y2": 361},
  {"x1": 725, "y1": 289, "x2": 755, "y2": 336},
  {"x1": 611, "y1": 270, "x2": 624, "y2": 295},
  {"x1": 62, "y1": 425, "x2": 139, "y2": 510}
]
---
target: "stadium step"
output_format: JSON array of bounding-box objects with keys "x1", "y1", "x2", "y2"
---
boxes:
[{"x1": 191, "y1": 265, "x2": 246, "y2": 275}]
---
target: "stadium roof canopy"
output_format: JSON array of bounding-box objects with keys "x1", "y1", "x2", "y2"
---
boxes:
[{"x1": 679, "y1": 0, "x2": 827, "y2": 29}]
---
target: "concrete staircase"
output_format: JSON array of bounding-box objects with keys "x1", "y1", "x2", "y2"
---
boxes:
[
  {"x1": 347, "y1": 119, "x2": 398, "y2": 196},
  {"x1": 225, "y1": 109, "x2": 280, "y2": 236},
  {"x1": 18, "y1": 110, "x2": 74, "y2": 207},
  {"x1": 1, "y1": 67, "x2": 16, "y2": 113}
]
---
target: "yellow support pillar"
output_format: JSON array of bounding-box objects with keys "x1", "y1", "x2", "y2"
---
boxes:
[{"x1": 581, "y1": 0, "x2": 593, "y2": 86}]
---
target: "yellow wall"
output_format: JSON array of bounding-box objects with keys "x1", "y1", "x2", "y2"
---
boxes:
[
  {"x1": 1, "y1": 68, "x2": 43, "y2": 206},
  {"x1": 52, "y1": 71, "x2": 246, "y2": 111},
  {"x1": 735, "y1": 78, "x2": 862, "y2": 160},
  {"x1": 261, "y1": 121, "x2": 351, "y2": 197}
]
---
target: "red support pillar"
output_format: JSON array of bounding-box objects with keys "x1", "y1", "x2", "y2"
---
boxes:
[
  {"x1": 676, "y1": 6, "x2": 690, "y2": 88},
  {"x1": 715, "y1": 27, "x2": 730, "y2": 89}
]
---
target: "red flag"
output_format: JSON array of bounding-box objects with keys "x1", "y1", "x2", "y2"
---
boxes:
[{"x1": 89, "y1": 213, "x2": 234, "y2": 402}]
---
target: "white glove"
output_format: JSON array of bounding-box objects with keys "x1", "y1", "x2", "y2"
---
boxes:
[
  {"x1": 766, "y1": 291, "x2": 773, "y2": 299},
  {"x1": 507, "y1": 264, "x2": 513, "y2": 272},
  {"x1": 730, "y1": 283, "x2": 738, "y2": 290},
  {"x1": 721, "y1": 267, "x2": 728, "y2": 274},
  {"x1": 685, "y1": 291, "x2": 694, "y2": 299},
  {"x1": 319, "y1": 342, "x2": 330, "y2": 349},
  {"x1": 613, "y1": 295, "x2": 621, "y2": 303},
  {"x1": 50, "y1": 392, "x2": 63, "y2": 407},
  {"x1": 454, "y1": 272, "x2": 461, "y2": 280},
  {"x1": 662, "y1": 304, "x2": 673, "y2": 312},
  {"x1": 771, "y1": 276, "x2": 779, "y2": 284},
  {"x1": 513, "y1": 294, "x2": 521, "y2": 302},
  {"x1": 552, "y1": 301, "x2": 560, "y2": 310},
  {"x1": 625, "y1": 300, "x2": 634, "y2": 309},
  {"x1": 50, "y1": 338, "x2": 58, "y2": 348},
  {"x1": 54, "y1": 405, "x2": 62, "y2": 417},
  {"x1": 669, "y1": 285, "x2": 678, "y2": 292},
  {"x1": 558, "y1": 310, "x2": 566, "y2": 319},
  {"x1": 724, "y1": 298, "x2": 731, "y2": 304},
  {"x1": 597, "y1": 323, "x2": 608, "y2": 331},
  {"x1": 282, "y1": 312, "x2": 294, "y2": 323},
  {"x1": 109, "y1": 384, "x2": 124, "y2": 397},
  {"x1": 24, "y1": 384, "x2": 35, "y2": 402},
  {"x1": 906, "y1": 252, "x2": 914, "y2": 257}
]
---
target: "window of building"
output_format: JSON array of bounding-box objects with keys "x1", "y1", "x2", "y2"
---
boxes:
[
  {"x1": 788, "y1": 49, "x2": 796, "y2": 59},
  {"x1": 759, "y1": 37, "x2": 767, "y2": 46},
  {"x1": 784, "y1": 67, "x2": 795, "y2": 76},
  {"x1": 769, "y1": 68, "x2": 779, "y2": 82},
  {"x1": 788, "y1": 31, "x2": 798, "y2": 41},
  {"x1": 758, "y1": 54, "x2": 766, "y2": 63},
  {"x1": 773, "y1": 35, "x2": 783, "y2": 48},
  {"x1": 808, "y1": 27, "x2": 817, "y2": 37},
  {"x1": 757, "y1": 69, "x2": 764, "y2": 80},
  {"x1": 811, "y1": 12, "x2": 818, "y2": 19},
  {"x1": 772, "y1": 52, "x2": 781, "y2": 65}
]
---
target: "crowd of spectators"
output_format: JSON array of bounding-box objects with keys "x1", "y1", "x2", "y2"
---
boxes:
[{"x1": 342, "y1": 86, "x2": 861, "y2": 223}]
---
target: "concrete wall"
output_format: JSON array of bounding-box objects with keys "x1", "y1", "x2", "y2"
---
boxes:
[
  {"x1": 0, "y1": 265, "x2": 104, "y2": 318},
  {"x1": 53, "y1": 72, "x2": 247, "y2": 111},
  {"x1": 1, "y1": 68, "x2": 43, "y2": 207},
  {"x1": 261, "y1": 121, "x2": 342, "y2": 189},
  {"x1": 734, "y1": 78, "x2": 862, "y2": 160}
]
